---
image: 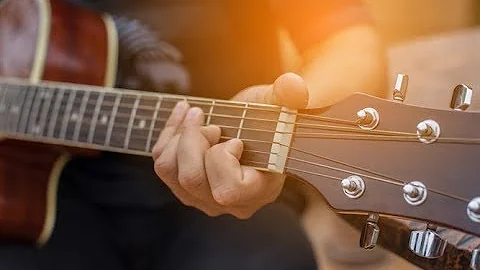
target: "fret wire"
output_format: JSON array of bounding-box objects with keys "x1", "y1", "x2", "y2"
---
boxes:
[
  {"x1": 105, "y1": 92, "x2": 122, "y2": 146},
  {"x1": 88, "y1": 91, "x2": 105, "y2": 143},
  {"x1": 124, "y1": 95, "x2": 140, "y2": 149},
  {"x1": 11, "y1": 86, "x2": 28, "y2": 133},
  {"x1": 205, "y1": 100, "x2": 215, "y2": 125},
  {"x1": 38, "y1": 89, "x2": 53, "y2": 136},
  {"x1": 47, "y1": 88, "x2": 64, "y2": 137},
  {"x1": 60, "y1": 90, "x2": 77, "y2": 139},
  {"x1": 0, "y1": 84, "x2": 7, "y2": 132},
  {"x1": 0, "y1": 81, "x2": 363, "y2": 126},
  {"x1": 98, "y1": 111, "x2": 414, "y2": 137},
  {"x1": 73, "y1": 90, "x2": 90, "y2": 141},
  {"x1": 237, "y1": 103, "x2": 248, "y2": 138},
  {"x1": 145, "y1": 96, "x2": 162, "y2": 152},
  {"x1": 18, "y1": 86, "x2": 36, "y2": 133},
  {"x1": 2, "y1": 85, "x2": 14, "y2": 133},
  {"x1": 28, "y1": 87, "x2": 44, "y2": 135}
]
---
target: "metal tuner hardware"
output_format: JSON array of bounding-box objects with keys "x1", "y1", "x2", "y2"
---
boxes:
[
  {"x1": 356, "y1": 108, "x2": 379, "y2": 130},
  {"x1": 409, "y1": 224, "x2": 447, "y2": 259},
  {"x1": 450, "y1": 84, "x2": 473, "y2": 111},
  {"x1": 471, "y1": 249, "x2": 480, "y2": 270},
  {"x1": 341, "y1": 175, "x2": 365, "y2": 199},
  {"x1": 467, "y1": 197, "x2": 480, "y2": 223},
  {"x1": 403, "y1": 181, "x2": 427, "y2": 206},
  {"x1": 416, "y1": 120, "x2": 440, "y2": 144},
  {"x1": 360, "y1": 213, "x2": 380, "y2": 249},
  {"x1": 393, "y1": 74, "x2": 408, "y2": 102}
]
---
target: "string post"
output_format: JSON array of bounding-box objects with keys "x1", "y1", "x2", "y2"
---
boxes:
[
  {"x1": 341, "y1": 175, "x2": 365, "y2": 199},
  {"x1": 341, "y1": 178, "x2": 357, "y2": 192},
  {"x1": 356, "y1": 108, "x2": 379, "y2": 130},
  {"x1": 402, "y1": 181, "x2": 427, "y2": 206},
  {"x1": 416, "y1": 120, "x2": 440, "y2": 144},
  {"x1": 467, "y1": 197, "x2": 480, "y2": 222},
  {"x1": 416, "y1": 122, "x2": 432, "y2": 136}
]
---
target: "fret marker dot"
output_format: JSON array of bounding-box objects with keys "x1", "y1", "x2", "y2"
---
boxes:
[
  {"x1": 10, "y1": 106, "x2": 19, "y2": 114},
  {"x1": 100, "y1": 115, "x2": 108, "y2": 125},
  {"x1": 32, "y1": 125, "x2": 41, "y2": 134},
  {"x1": 70, "y1": 113, "x2": 79, "y2": 122},
  {"x1": 138, "y1": 119, "x2": 146, "y2": 129}
]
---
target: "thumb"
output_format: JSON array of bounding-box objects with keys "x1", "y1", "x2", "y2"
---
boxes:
[{"x1": 231, "y1": 73, "x2": 309, "y2": 109}]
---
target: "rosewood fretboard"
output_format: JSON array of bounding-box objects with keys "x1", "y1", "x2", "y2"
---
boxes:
[{"x1": 0, "y1": 79, "x2": 295, "y2": 171}]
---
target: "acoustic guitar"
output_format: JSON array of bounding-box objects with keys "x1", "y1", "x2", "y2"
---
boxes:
[{"x1": 1, "y1": 0, "x2": 479, "y2": 269}]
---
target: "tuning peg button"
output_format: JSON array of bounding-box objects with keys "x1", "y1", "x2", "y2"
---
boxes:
[
  {"x1": 360, "y1": 213, "x2": 380, "y2": 249},
  {"x1": 393, "y1": 74, "x2": 409, "y2": 102},
  {"x1": 471, "y1": 249, "x2": 480, "y2": 270},
  {"x1": 467, "y1": 197, "x2": 480, "y2": 223},
  {"x1": 450, "y1": 84, "x2": 473, "y2": 111},
  {"x1": 409, "y1": 224, "x2": 447, "y2": 259}
]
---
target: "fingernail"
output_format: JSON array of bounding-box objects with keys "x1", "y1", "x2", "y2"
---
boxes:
[
  {"x1": 172, "y1": 101, "x2": 189, "y2": 116},
  {"x1": 185, "y1": 107, "x2": 202, "y2": 123},
  {"x1": 225, "y1": 139, "x2": 243, "y2": 159}
]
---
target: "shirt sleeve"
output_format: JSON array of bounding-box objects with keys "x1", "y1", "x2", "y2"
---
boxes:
[{"x1": 272, "y1": 0, "x2": 373, "y2": 53}]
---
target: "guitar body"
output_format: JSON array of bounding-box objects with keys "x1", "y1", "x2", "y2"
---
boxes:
[{"x1": 0, "y1": 0, "x2": 117, "y2": 244}]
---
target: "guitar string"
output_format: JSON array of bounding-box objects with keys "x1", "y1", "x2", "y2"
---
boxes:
[
  {"x1": 9, "y1": 111, "x2": 480, "y2": 145},
  {"x1": 3, "y1": 120, "x2": 471, "y2": 203},
  {"x1": 52, "y1": 110, "x2": 416, "y2": 137},
  {"x1": 7, "y1": 84, "x2": 480, "y2": 141},
  {"x1": 1, "y1": 85, "x2": 356, "y2": 125},
  {"x1": 1, "y1": 85, "x2": 457, "y2": 137},
  {"x1": 237, "y1": 154, "x2": 469, "y2": 203},
  {"x1": 2, "y1": 94, "x2": 419, "y2": 137},
  {"x1": 240, "y1": 139, "x2": 468, "y2": 203},
  {"x1": 1, "y1": 87, "x2": 474, "y2": 203}
]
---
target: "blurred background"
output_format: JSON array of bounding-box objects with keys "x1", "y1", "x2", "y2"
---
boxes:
[{"x1": 290, "y1": 0, "x2": 480, "y2": 269}]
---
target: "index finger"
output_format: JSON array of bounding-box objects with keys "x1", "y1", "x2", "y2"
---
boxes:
[{"x1": 152, "y1": 101, "x2": 189, "y2": 160}]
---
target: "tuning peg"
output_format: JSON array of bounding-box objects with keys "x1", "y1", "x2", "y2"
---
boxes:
[
  {"x1": 467, "y1": 197, "x2": 480, "y2": 222},
  {"x1": 409, "y1": 224, "x2": 447, "y2": 259},
  {"x1": 360, "y1": 213, "x2": 380, "y2": 249},
  {"x1": 450, "y1": 84, "x2": 473, "y2": 111},
  {"x1": 471, "y1": 249, "x2": 480, "y2": 269},
  {"x1": 393, "y1": 74, "x2": 408, "y2": 102}
]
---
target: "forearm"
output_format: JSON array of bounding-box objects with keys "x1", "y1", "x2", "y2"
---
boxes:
[{"x1": 298, "y1": 25, "x2": 388, "y2": 108}]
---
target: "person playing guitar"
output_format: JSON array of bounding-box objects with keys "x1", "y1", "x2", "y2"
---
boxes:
[{"x1": 12, "y1": 0, "x2": 480, "y2": 270}]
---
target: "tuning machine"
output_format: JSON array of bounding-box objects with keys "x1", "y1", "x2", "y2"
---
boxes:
[
  {"x1": 393, "y1": 74, "x2": 408, "y2": 102},
  {"x1": 360, "y1": 213, "x2": 380, "y2": 249},
  {"x1": 409, "y1": 224, "x2": 447, "y2": 259},
  {"x1": 471, "y1": 249, "x2": 480, "y2": 270},
  {"x1": 450, "y1": 84, "x2": 473, "y2": 111},
  {"x1": 467, "y1": 197, "x2": 480, "y2": 223}
]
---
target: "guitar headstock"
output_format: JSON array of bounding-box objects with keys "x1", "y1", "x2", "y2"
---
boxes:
[{"x1": 287, "y1": 74, "x2": 479, "y2": 260}]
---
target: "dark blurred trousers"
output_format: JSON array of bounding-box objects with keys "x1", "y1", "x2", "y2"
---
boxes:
[{"x1": 0, "y1": 158, "x2": 317, "y2": 270}]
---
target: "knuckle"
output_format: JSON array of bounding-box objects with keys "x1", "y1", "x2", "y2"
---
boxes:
[
  {"x1": 202, "y1": 208, "x2": 223, "y2": 217},
  {"x1": 212, "y1": 187, "x2": 241, "y2": 206},
  {"x1": 151, "y1": 144, "x2": 163, "y2": 161},
  {"x1": 231, "y1": 209, "x2": 254, "y2": 220},
  {"x1": 154, "y1": 156, "x2": 176, "y2": 178},
  {"x1": 178, "y1": 169, "x2": 206, "y2": 190}
]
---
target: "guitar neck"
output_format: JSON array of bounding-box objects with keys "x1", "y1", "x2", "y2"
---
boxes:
[{"x1": 0, "y1": 79, "x2": 296, "y2": 172}]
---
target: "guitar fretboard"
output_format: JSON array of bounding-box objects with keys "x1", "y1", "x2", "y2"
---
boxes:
[{"x1": 0, "y1": 80, "x2": 285, "y2": 170}]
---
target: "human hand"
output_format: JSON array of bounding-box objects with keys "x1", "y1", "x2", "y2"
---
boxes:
[{"x1": 152, "y1": 73, "x2": 308, "y2": 218}]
